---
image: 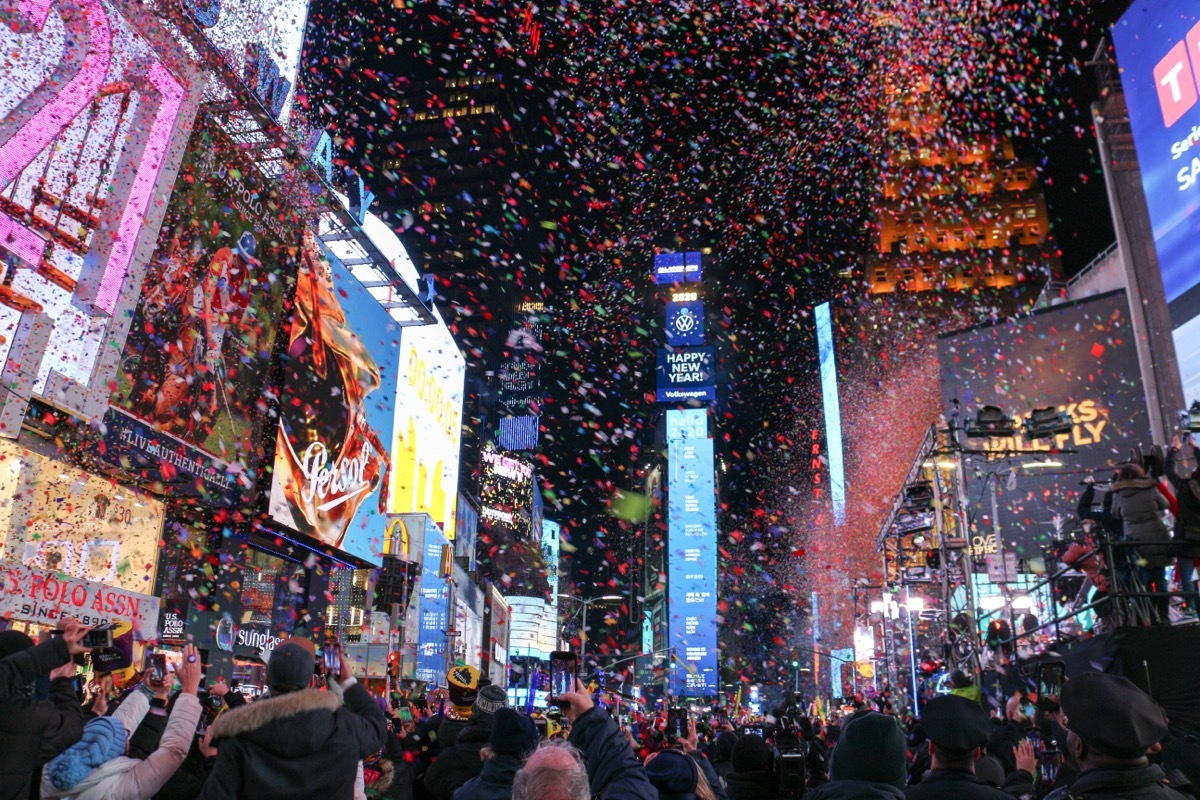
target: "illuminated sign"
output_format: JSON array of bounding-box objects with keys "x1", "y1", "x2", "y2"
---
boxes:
[
  {"x1": 666, "y1": 412, "x2": 718, "y2": 697},
  {"x1": 0, "y1": 560, "x2": 160, "y2": 639},
  {"x1": 665, "y1": 300, "x2": 705, "y2": 346},
  {"x1": 653, "y1": 251, "x2": 702, "y2": 285},
  {"x1": 0, "y1": 0, "x2": 199, "y2": 429},
  {"x1": 656, "y1": 347, "x2": 716, "y2": 403},
  {"x1": 938, "y1": 291, "x2": 1154, "y2": 556},
  {"x1": 815, "y1": 302, "x2": 846, "y2": 525},
  {"x1": 665, "y1": 408, "x2": 707, "y2": 442},
  {"x1": 1113, "y1": 3, "x2": 1200, "y2": 309},
  {"x1": 499, "y1": 302, "x2": 543, "y2": 415},
  {"x1": 269, "y1": 243, "x2": 400, "y2": 563},
  {"x1": 415, "y1": 523, "x2": 449, "y2": 685},
  {"x1": 391, "y1": 308, "x2": 464, "y2": 540}
]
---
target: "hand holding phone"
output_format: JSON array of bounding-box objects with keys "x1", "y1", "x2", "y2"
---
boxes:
[
  {"x1": 1036, "y1": 662, "x2": 1065, "y2": 713},
  {"x1": 81, "y1": 624, "x2": 117, "y2": 650},
  {"x1": 667, "y1": 707, "x2": 689, "y2": 741},
  {"x1": 549, "y1": 651, "x2": 578, "y2": 708}
]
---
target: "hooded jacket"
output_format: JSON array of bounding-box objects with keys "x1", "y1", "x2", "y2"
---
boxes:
[
  {"x1": 40, "y1": 691, "x2": 202, "y2": 800},
  {"x1": 196, "y1": 681, "x2": 387, "y2": 800},
  {"x1": 1111, "y1": 477, "x2": 1172, "y2": 567},
  {"x1": 0, "y1": 636, "x2": 89, "y2": 800},
  {"x1": 452, "y1": 751, "x2": 522, "y2": 800},
  {"x1": 807, "y1": 780, "x2": 906, "y2": 800},
  {"x1": 424, "y1": 712, "x2": 494, "y2": 800},
  {"x1": 567, "y1": 708, "x2": 658, "y2": 800}
]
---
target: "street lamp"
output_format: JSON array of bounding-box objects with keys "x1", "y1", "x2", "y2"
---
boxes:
[{"x1": 556, "y1": 594, "x2": 622, "y2": 670}]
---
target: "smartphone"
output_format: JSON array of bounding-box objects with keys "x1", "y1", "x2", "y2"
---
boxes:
[
  {"x1": 1036, "y1": 661, "x2": 1065, "y2": 712},
  {"x1": 148, "y1": 653, "x2": 168, "y2": 684},
  {"x1": 1024, "y1": 729, "x2": 1041, "y2": 755},
  {"x1": 81, "y1": 624, "x2": 117, "y2": 649},
  {"x1": 396, "y1": 706, "x2": 413, "y2": 723},
  {"x1": 1039, "y1": 750, "x2": 1062, "y2": 785},
  {"x1": 667, "y1": 706, "x2": 689, "y2": 740},
  {"x1": 549, "y1": 651, "x2": 578, "y2": 704},
  {"x1": 323, "y1": 645, "x2": 340, "y2": 674}
]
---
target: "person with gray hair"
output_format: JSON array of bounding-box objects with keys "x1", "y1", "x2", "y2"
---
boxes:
[{"x1": 512, "y1": 679, "x2": 656, "y2": 800}]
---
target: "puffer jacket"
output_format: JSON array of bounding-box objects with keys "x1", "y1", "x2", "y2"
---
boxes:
[
  {"x1": 41, "y1": 691, "x2": 202, "y2": 800},
  {"x1": 1166, "y1": 448, "x2": 1200, "y2": 550},
  {"x1": 1110, "y1": 477, "x2": 1172, "y2": 567}
]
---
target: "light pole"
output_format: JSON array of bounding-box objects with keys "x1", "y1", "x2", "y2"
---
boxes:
[{"x1": 556, "y1": 594, "x2": 622, "y2": 672}]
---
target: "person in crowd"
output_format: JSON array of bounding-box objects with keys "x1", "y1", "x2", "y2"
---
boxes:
[
  {"x1": 985, "y1": 694, "x2": 1028, "y2": 775},
  {"x1": 807, "y1": 711, "x2": 907, "y2": 800},
  {"x1": 645, "y1": 748, "x2": 720, "y2": 800},
  {"x1": 710, "y1": 731, "x2": 738, "y2": 785},
  {"x1": 1166, "y1": 435, "x2": 1200, "y2": 615},
  {"x1": 454, "y1": 707, "x2": 541, "y2": 800},
  {"x1": 1110, "y1": 462, "x2": 1174, "y2": 621},
  {"x1": 435, "y1": 666, "x2": 482, "y2": 754},
  {"x1": 1077, "y1": 472, "x2": 1124, "y2": 540},
  {"x1": 948, "y1": 670, "x2": 983, "y2": 705},
  {"x1": 40, "y1": 643, "x2": 204, "y2": 800},
  {"x1": 0, "y1": 619, "x2": 93, "y2": 800},
  {"x1": 905, "y1": 694, "x2": 1017, "y2": 800},
  {"x1": 196, "y1": 637, "x2": 388, "y2": 799},
  {"x1": 723, "y1": 733, "x2": 785, "y2": 800},
  {"x1": 1045, "y1": 672, "x2": 1190, "y2": 800},
  {"x1": 424, "y1": 684, "x2": 509, "y2": 800},
  {"x1": 509, "y1": 679, "x2": 656, "y2": 800}
]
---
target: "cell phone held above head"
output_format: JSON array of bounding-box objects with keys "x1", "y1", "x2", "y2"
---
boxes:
[
  {"x1": 549, "y1": 651, "x2": 577, "y2": 708},
  {"x1": 81, "y1": 624, "x2": 118, "y2": 650}
]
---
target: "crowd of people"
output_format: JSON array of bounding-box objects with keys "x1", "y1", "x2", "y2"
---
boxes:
[{"x1": 3, "y1": 618, "x2": 1199, "y2": 800}]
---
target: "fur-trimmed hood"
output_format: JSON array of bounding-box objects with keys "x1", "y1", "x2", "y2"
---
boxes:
[
  {"x1": 1112, "y1": 477, "x2": 1159, "y2": 494},
  {"x1": 211, "y1": 688, "x2": 341, "y2": 757}
]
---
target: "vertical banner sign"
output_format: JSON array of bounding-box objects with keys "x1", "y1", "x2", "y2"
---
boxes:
[
  {"x1": 415, "y1": 522, "x2": 449, "y2": 685},
  {"x1": 0, "y1": 0, "x2": 198, "y2": 429},
  {"x1": 815, "y1": 303, "x2": 846, "y2": 525},
  {"x1": 666, "y1": 410, "x2": 718, "y2": 697},
  {"x1": 268, "y1": 243, "x2": 400, "y2": 564},
  {"x1": 498, "y1": 300, "x2": 544, "y2": 417}
]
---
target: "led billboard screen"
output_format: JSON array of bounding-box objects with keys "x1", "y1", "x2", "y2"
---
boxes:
[
  {"x1": 937, "y1": 291, "x2": 1155, "y2": 556},
  {"x1": 1113, "y1": 3, "x2": 1200, "y2": 313},
  {"x1": 665, "y1": 299, "x2": 706, "y2": 346},
  {"x1": 268, "y1": 242, "x2": 400, "y2": 564},
  {"x1": 666, "y1": 411, "x2": 718, "y2": 697},
  {"x1": 498, "y1": 300, "x2": 544, "y2": 416},
  {"x1": 390, "y1": 311, "x2": 464, "y2": 540},
  {"x1": 415, "y1": 522, "x2": 448, "y2": 685},
  {"x1": 0, "y1": 0, "x2": 197, "y2": 425},
  {"x1": 106, "y1": 114, "x2": 295, "y2": 505},
  {"x1": 656, "y1": 347, "x2": 716, "y2": 403},
  {"x1": 653, "y1": 252, "x2": 702, "y2": 285}
]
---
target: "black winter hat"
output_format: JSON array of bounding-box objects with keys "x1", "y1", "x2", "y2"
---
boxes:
[
  {"x1": 266, "y1": 641, "x2": 315, "y2": 693},
  {"x1": 1061, "y1": 672, "x2": 1168, "y2": 759},
  {"x1": 732, "y1": 733, "x2": 774, "y2": 773},
  {"x1": 828, "y1": 711, "x2": 907, "y2": 790},
  {"x1": 645, "y1": 750, "x2": 699, "y2": 798},
  {"x1": 0, "y1": 630, "x2": 34, "y2": 660},
  {"x1": 490, "y1": 708, "x2": 539, "y2": 757},
  {"x1": 919, "y1": 694, "x2": 992, "y2": 753}
]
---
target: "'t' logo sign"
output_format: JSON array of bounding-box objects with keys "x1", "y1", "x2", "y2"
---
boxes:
[{"x1": 1154, "y1": 22, "x2": 1200, "y2": 128}]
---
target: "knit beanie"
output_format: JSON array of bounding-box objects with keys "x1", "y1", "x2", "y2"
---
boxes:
[
  {"x1": 732, "y1": 733, "x2": 774, "y2": 773},
  {"x1": 645, "y1": 750, "x2": 699, "y2": 799},
  {"x1": 0, "y1": 630, "x2": 34, "y2": 659},
  {"x1": 46, "y1": 716, "x2": 127, "y2": 790},
  {"x1": 828, "y1": 712, "x2": 907, "y2": 790},
  {"x1": 267, "y1": 641, "x2": 315, "y2": 693},
  {"x1": 474, "y1": 683, "x2": 508, "y2": 716},
  {"x1": 490, "y1": 707, "x2": 540, "y2": 757},
  {"x1": 447, "y1": 664, "x2": 481, "y2": 713}
]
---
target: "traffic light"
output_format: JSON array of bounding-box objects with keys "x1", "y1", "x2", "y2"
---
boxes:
[{"x1": 791, "y1": 660, "x2": 799, "y2": 668}]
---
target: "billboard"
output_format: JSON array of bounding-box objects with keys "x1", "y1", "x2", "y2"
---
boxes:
[
  {"x1": 653, "y1": 252, "x2": 702, "y2": 285},
  {"x1": 498, "y1": 300, "x2": 544, "y2": 416},
  {"x1": 937, "y1": 291, "x2": 1155, "y2": 556},
  {"x1": 415, "y1": 522, "x2": 449, "y2": 685},
  {"x1": 816, "y1": 302, "x2": 846, "y2": 525},
  {"x1": 665, "y1": 299, "x2": 706, "y2": 346},
  {"x1": 390, "y1": 310, "x2": 464, "y2": 540},
  {"x1": 268, "y1": 242, "x2": 400, "y2": 564},
  {"x1": 1112, "y1": 4, "x2": 1200, "y2": 314},
  {"x1": 0, "y1": 0, "x2": 200, "y2": 428},
  {"x1": 105, "y1": 114, "x2": 295, "y2": 506},
  {"x1": 656, "y1": 347, "x2": 716, "y2": 403},
  {"x1": 666, "y1": 412, "x2": 718, "y2": 697}
]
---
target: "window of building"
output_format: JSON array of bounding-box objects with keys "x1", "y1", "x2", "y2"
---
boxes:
[
  {"x1": 902, "y1": 268, "x2": 915, "y2": 283},
  {"x1": 875, "y1": 268, "x2": 888, "y2": 283},
  {"x1": 1028, "y1": 225, "x2": 1040, "y2": 236},
  {"x1": 921, "y1": 269, "x2": 934, "y2": 283}
]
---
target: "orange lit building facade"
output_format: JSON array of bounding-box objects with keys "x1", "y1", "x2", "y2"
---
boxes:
[{"x1": 868, "y1": 78, "x2": 1059, "y2": 295}]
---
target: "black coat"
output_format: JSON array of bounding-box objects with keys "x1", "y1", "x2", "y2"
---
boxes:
[
  {"x1": 453, "y1": 753, "x2": 522, "y2": 800},
  {"x1": 726, "y1": 770, "x2": 788, "y2": 800},
  {"x1": 1166, "y1": 449, "x2": 1200, "y2": 552},
  {"x1": 197, "y1": 682, "x2": 388, "y2": 800},
  {"x1": 0, "y1": 637, "x2": 88, "y2": 800},
  {"x1": 808, "y1": 780, "x2": 906, "y2": 800},
  {"x1": 567, "y1": 708, "x2": 658, "y2": 800},
  {"x1": 423, "y1": 713, "x2": 493, "y2": 800},
  {"x1": 905, "y1": 769, "x2": 1014, "y2": 800},
  {"x1": 1044, "y1": 765, "x2": 1193, "y2": 800}
]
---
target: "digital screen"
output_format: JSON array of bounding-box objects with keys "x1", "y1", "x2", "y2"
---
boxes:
[
  {"x1": 656, "y1": 347, "x2": 716, "y2": 403},
  {"x1": 653, "y1": 251, "x2": 702, "y2": 284},
  {"x1": 498, "y1": 301, "x2": 544, "y2": 415},
  {"x1": 937, "y1": 292, "x2": 1154, "y2": 556},
  {"x1": 268, "y1": 244, "x2": 400, "y2": 564},
  {"x1": 665, "y1": 408, "x2": 707, "y2": 441},
  {"x1": 666, "y1": 411, "x2": 718, "y2": 697},
  {"x1": 665, "y1": 299, "x2": 706, "y2": 346},
  {"x1": 1112, "y1": 3, "x2": 1200, "y2": 309},
  {"x1": 415, "y1": 523, "x2": 449, "y2": 686},
  {"x1": 0, "y1": 0, "x2": 194, "y2": 423},
  {"x1": 105, "y1": 114, "x2": 293, "y2": 506},
  {"x1": 816, "y1": 303, "x2": 846, "y2": 525},
  {"x1": 390, "y1": 311, "x2": 465, "y2": 539}
]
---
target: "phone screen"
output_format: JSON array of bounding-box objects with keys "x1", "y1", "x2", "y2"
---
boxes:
[
  {"x1": 549, "y1": 651, "x2": 578, "y2": 698},
  {"x1": 149, "y1": 653, "x2": 168, "y2": 683},
  {"x1": 323, "y1": 646, "x2": 339, "y2": 673},
  {"x1": 397, "y1": 706, "x2": 413, "y2": 722},
  {"x1": 1038, "y1": 663, "x2": 1064, "y2": 698},
  {"x1": 1024, "y1": 729, "x2": 1041, "y2": 755},
  {"x1": 667, "y1": 706, "x2": 688, "y2": 740},
  {"x1": 81, "y1": 624, "x2": 116, "y2": 649}
]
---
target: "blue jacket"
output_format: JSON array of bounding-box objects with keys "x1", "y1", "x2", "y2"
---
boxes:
[
  {"x1": 453, "y1": 753, "x2": 521, "y2": 800},
  {"x1": 567, "y1": 709, "x2": 657, "y2": 800}
]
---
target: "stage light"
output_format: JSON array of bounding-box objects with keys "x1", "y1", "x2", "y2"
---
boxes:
[
  {"x1": 894, "y1": 512, "x2": 934, "y2": 536},
  {"x1": 902, "y1": 481, "x2": 935, "y2": 512},
  {"x1": 906, "y1": 597, "x2": 925, "y2": 613},
  {"x1": 1011, "y1": 594, "x2": 1035, "y2": 610},
  {"x1": 911, "y1": 533, "x2": 927, "y2": 547},
  {"x1": 985, "y1": 619, "x2": 1012, "y2": 651},
  {"x1": 1023, "y1": 407, "x2": 1073, "y2": 440},
  {"x1": 979, "y1": 595, "x2": 1006, "y2": 611},
  {"x1": 965, "y1": 406, "x2": 1015, "y2": 438}
]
